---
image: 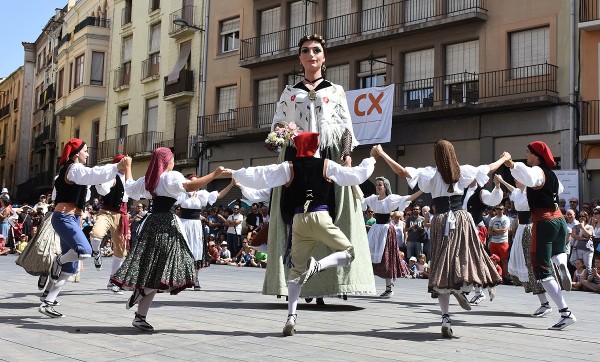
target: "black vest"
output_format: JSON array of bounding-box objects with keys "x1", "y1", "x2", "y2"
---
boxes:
[
  {"x1": 102, "y1": 175, "x2": 125, "y2": 209},
  {"x1": 54, "y1": 160, "x2": 88, "y2": 210},
  {"x1": 463, "y1": 186, "x2": 485, "y2": 224},
  {"x1": 526, "y1": 165, "x2": 559, "y2": 210},
  {"x1": 282, "y1": 158, "x2": 335, "y2": 219}
]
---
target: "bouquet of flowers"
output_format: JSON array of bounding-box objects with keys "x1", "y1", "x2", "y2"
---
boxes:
[{"x1": 264, "y1": 121, "x2": 303, "y2": 152}]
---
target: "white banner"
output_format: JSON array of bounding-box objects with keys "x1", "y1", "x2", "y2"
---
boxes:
[
  {"x1": 554, "y1": 169, "x2": 579, "y2": 202},
  {"x1": 346, "y1": 84, "x2": 394, "y2": 145}
]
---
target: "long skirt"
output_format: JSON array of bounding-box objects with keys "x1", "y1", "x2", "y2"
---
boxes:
[
  {"x1": 429, "y1": 210, "x2": 502, "y2": 294},
  {"x1": 264, "y1": 143, "x2": 376, "y2": 298},
  {"x1": 111, "y1": 212, "x2": 195, "y2": 295},
  {"x1": 371, "y1": 224, "x2": 410, "y2": 279},
  {"x1": 509, "y1": 224, "x2": 545, "y2": 294},
  {"x1": 180, "y1": 218, "x2": 204, "y2": 263},
  {"x1": 15, "y1": 214, "x2": 61, "y2": 276}
]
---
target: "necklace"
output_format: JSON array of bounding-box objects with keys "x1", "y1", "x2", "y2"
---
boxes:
[{"x1": 304, "y1": 76, "x2": 323, "y2": 85}]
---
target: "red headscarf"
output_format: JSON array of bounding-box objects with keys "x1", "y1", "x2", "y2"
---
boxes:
[
  {"x1": 145, "y1": 147, "x2": 174, "y2": 196},
  {"x1": 59, "y1": 138, "x2": 86, "y2": 165},
  {"x1": 527, "y1": 141, "x2": 556, "y2": 168},
  {"x1": 113, "y1": 154, "x2": 125, "y2": 164}
]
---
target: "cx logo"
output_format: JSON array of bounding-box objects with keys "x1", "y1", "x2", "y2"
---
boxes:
[{"x1": 354, "y1": 92, "x2": 384, "y2": 116}]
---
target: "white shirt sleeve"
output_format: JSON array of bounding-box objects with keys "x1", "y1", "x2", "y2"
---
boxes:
[
  {"x1": 326, "y1": 157, "x2": 376, "y2": 186},
  {"x1": 66, "y1": 163, "x2": 118, "y2": 186},
  {"x1": 361, "y1": 194, "x2": 378, "y2": 211},
  {"x1": 510, "y1": 162, "x2": 544, "y2": 188},
  {"x1": 233, "y1": 163, "x2": 291, "y2": 189},
  {"x1": 95, "y1": 179, "x2": 115, "y2": 196},
  {"x1": 125, "y1": 177, "x2": 150, "y2": 201},
  {"x1": 239, "y1": 185, "x2": 271, "y2": 203},
  {"x1": 481, "y1": 187, "x2": 503, "y2": 207}
]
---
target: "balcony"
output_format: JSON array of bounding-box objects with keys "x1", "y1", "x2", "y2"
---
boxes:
[
  {"x1": 17, "y1": 171, "x2": 53, "y2": 201},
  {"x1": 393, "y1": 63, "x2": 559, "y2": 120},
  {"x1": 169, "y1": 6, "x2": 196, "y2": 37},
  {"x1": 55, "y1": 33, "x2": 71, "y2": 52},
  {"x1": 199, "y1": 103, "x2": 276, "y2": 141},
  {"x1": 157, "y1": 135, "x2": 198, "y2": 167},
  {"x1": 580, "y1": 0, "x2": 600, "y2": 30},
  {"x1": 126, "y1": 131, "x2": 164, "y2": 157},
  {"x1": 0, "y1": 104, "x2": 9, "y2": 119},
  {"x1": 98, "y1": 138, "x2": 121, "y2": 163},
  {"x1": 580, "y1": 100, "x2": 600, "y2": 143},
  {"x1": 54, "y1": 83, "x2": 106, "y2": 117},
  {"x1": 33, "y1": 125, "x2": 56, "y2": 152},
  {"x1": 164, "y1": 69, "x2": 194, "y2": 101},
  {"x1": 38, "y1": 84, "x2": 55, "y2": 110},
  {"x1": 240, "y1": 0, "x2": 487, "y2": 66},
  {"x1": 74, "y1": 16, "x2": 110, "y2": 34},
  {"x1": 113, "y1": 67, "x2": 131, "y2": 91},
  {"x1": 141, "y1": 55, "x2": 160, "y2": 82}
]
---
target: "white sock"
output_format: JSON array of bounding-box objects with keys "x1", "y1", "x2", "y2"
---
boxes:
[
  {"x1": 551, "y1": 253, "x2": 568, "y2": 267},
  {"x1": 90, "y1": 237, "x2": 102, "y2": 253},
  {"x1": 385, "y1": 278, "x2": 393, "y2": 288},
  {"x1": 287, "y1": 282, "x2": 302, "y2": 316},
  {"x1": 540, "y1": 279, "x2": 567, "y2": 310},
  {"x1": 137, "y1": 288, "x2": 157, "y2": 316},
  {"x1": 537, "y1": 293, "x2": 549, "y2": 305},
  {"x1": 59, "y1": 249, "x2": 81, "y2": 263},
  {"x1": 110, "y1": 257, "x2": 124, "y2": 276},
  {"x1": 195, "y1": 268, "x2": 201, "y2": 282},
  {"x1": 45, "y1": 273, "x2": 72, "y2": 303},
  {"x1": 438, "y1": 294, "x2": 450, "y2": 315},
  {"x1": 317, "y1": 251, "x2": 350, "y2": 270}
]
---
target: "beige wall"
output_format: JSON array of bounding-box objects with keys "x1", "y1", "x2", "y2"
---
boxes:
[{"x1": 0, "y1": 67, "x2": 24, "y2": 192}]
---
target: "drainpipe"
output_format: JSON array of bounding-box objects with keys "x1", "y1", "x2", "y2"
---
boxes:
[
  {"x1": 197, "y1": 0, "x2": 209, "y2": 177},
  {"x1": 569, "y1": 0, "x2": 576, "y2": 171}
]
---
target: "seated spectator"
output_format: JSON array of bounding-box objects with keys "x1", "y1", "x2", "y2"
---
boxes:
[
  {"x1": 208, "y1": 240, "x2": 219, "y2": 264},
  {"x1": 0, "y1": 234, "x2": 11, "y2": 255},
  {"x1": 416, "y1": 253, "x2": 429, "y2": 279},
  {"x1": 571, "y1": 258, "x2": 588, "y2": 291},
  {"x1": 101, "y1": 240, "x2": 114, "y2": 257},
  {"x1": 216, "y1": 241, "x2": 232, "y2": 265},
  {"x1": 255, "y1": 250, "x2": 267, "y2": 268},
  {"x1": 581, "y1": 257, "x2": 600, "y2": 293},
  {"x1": 408, "y1": 256, "x2": 418, "y2": 278},
  {"x1": 16, "y1": 234, "x2": 29, "y2": 254},
  {"x1": 233, "y1": 238, "x2": 254, "y2": 267}
]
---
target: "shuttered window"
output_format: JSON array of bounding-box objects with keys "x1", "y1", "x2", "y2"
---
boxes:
[
  {"x1": 260, "y1": 7, "x2": 280, "y2": 55},
  {"x1": 327, "y1": 0, "x2": 351, "y2": 41},
  {"x1": 221, "y1": 17, "x2": 240, "y2": 53},
  {"x1": 358, "y1": 57, "x2": 387, "y2": 88},
  {"x1": 327, "y1": 64, "x2": 350, "y2": 90},
  {"x1": 218, "y1": 85, "x2": 237, "y2": 120},
  {"x1": 510, "y1": 27, "x2": 550, "y2": 78},
  {"x1": 404, "y1": 48, "x2": 434, "y2": 89},
  {"x1": 290, "y1": 1, "x2": 314, "y2": 46},
  {"x1": 445, "y1": 40, "x2": 479, "y2": 83}
]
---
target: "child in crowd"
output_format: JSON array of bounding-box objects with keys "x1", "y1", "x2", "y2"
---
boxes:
[
  {"x1": 581, "y1": 257, "x2": 600, "y2": 293},
  {"x1": 16, "y1": 234, "x2": 29, "y2": 254},
  {"x1": 416, "y1": 254, "x2": 429, "y2": 279},
  {"x1": 255, "y1": 250, "x2": 267, "y2": 268},
  {"x1": 0, "y1": 234, "x2": 10, "y2": 255},
  {"x1": 408, "y1": 256, "x2": 418, "y2": 278},
  {"x1": 571, "y1": 258, "x2": 588, "y2": 291},
  {"x1": 217, "y1": 241, "x2": 232, "y2": 265},
  {"x1": 101, "y1": 240, "x2": 114, "y2": 257},
  {"x1": 208, "y1": 241, "x2": 219, "y2": 264}
]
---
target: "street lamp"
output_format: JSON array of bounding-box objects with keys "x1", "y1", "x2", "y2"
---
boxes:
[{"x1": 173, "y1": 18, "x2": 204, "y2": 32}]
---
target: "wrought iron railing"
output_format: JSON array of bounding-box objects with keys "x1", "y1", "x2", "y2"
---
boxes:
[
  {"x1": 0, "y1": 104, "x2": 9, "y2": 118},
  {"x1": 164, "y1": 69, "x2": 194, "y2": 97},
  {"x1": 74, "y1": 16, "x2": 110, "y2": 34},
  {"x1": 98, "y1": 138, "x2": 121, "y2": 161},
  {"x1": 127, "y1": 131, "x2": 164, "y2": 155},
  {"x1": 581, "y1": 100, "x2": 600, "y2": 136},
  {"x1": 169, "y1": 6, "x2": 196, "y2": 35},
  {"x1": 395, "y1": 63, "x2": 557, "y2": 110},
  {"x1": 38, "y1": 84, "x2": 55, "y2": 109},
  {"x1": 240, "y1": 0, "x2": 487, "y2": 61},
  {"x1": 141, "y1": 55, "x2": 160, "y2": 80},
  {"x1": 55, "y1": 33, "x2": 71, "y2": 51},
  {"x1": 200, "y1": 103, "x2": 276, "y2": 136},
  {"x1": 157, "y1": 135, "x2": 197, "y2": 161},
  {"x1": 580, "y1": 0, "x2": 600, "y2": 22},
  {"x1": 33, "y1": 125, "x2": 55, "y2": 149},
  {"x1": 113, "y1": 66, "x2": 131, "y2": 89}
]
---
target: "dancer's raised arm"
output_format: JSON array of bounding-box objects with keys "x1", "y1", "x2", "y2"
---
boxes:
[{"x1": 374, "y1": 144, "x2": 411, "y2": 177}]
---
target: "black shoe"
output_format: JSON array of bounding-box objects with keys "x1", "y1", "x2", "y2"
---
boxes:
[
  {"x1": 50, "y1": 256, "x2": 62, "y2": 280},
  {"x1": 132, "y1": 313, "x2": 154, "y2": 332}
]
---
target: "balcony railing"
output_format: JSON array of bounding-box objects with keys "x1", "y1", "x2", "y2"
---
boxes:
[
  {"x1": 0, "y1": 104, "x2": 9, "y2": 118},
  {"x1": 157, "y1": 135, "x2": 197, "y2": 162},
  {"x1": 74, "y1": 16, "x2": 111, "y2": 34},
  {"x1": 164, "y1": 69, "x2": 194, "y2": 98},
  {"x1": 580, "y1": 0, "x2": 600, "y2": 22},
  {"x1": 127, "y1": 131, "x2": 164, "y2": 155},
  {"x1": 169, "y1": 6, "x2": 195, "y2": 35},
  {"x1": 581, "y1": 100, "x2": 600, "y2": 136},
  {"x1": 19, "y1": 171, "x2": 53, "y2": 193},
  {"x1": 240, "y1": 0, "x2": 487, "y2": 61},
  {"x1": 394, "y1": 63, "x2": 557, "y2": 110},
  {"x1": 98, "y1": 138, "x2": 121, "y2": 161},
  {"x1": 113, "y1": 67, "x2": 131, "y2": 89},
  {"x1": 55, "y1": 33, "x2": 71, "y2": 52},
  {"x1": 39, "y1": 84, "x2": 55, "y2": 109},
  {"x1": 33, "y1": 125, "x2": 55, "y2": 150},
  {"x1": 200, "y1": 103, "x2": 277, "y2": 137},
  {"x1": 141, "y1": 55, "x2": 160, "y2": 81}
]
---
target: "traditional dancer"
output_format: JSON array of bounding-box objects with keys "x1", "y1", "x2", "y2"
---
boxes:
[
  {"x1": 110, "y1": 148, "x2": 224, "y2": 332},
  {"x1": 265, "y1": 34, "x2": 375, "y2": 300},
  {"x1": 362, "y1": 177, "x2": 422, "y2": 298},
  {"x1": 89, "y1": 154, "x2": 130, "y2": 295},
  {"x1": 504, "y1": 141, "x2": 576, "y2": 330},
  {"x1": 41, "y1": 138, "x2": 128, "y2": 318},
  {"x1": 231, "y1": 132, "x2": 378, "y2": 336},
  {"x1": 375, "y1": 141, "x2": 507, "y2": 338},
  {"x1": 180, "y1": 175, "x2": 233, "y2": 290},
  {"x1": 495, "y1": 174, "x2": 552, "y2": 316}
]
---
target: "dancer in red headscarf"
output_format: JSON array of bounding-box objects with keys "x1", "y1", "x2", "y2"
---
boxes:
[
  {"x1": 40, "y1": 138, "x2": 128, "y2": 318},
  {"x1": 110, "y1": 147, "x2": 224, "y2": 332}
]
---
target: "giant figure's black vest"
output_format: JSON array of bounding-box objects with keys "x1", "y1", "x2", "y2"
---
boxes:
[
  {"x1": 53, "y1": 160, "x2": 88, "y2": 210},
  {"x1": 526, "y1": 165, "x2": 559, "y2": 210},
  {"x1": 102, "y1": 175, "x2": 125, "y2": 208}
]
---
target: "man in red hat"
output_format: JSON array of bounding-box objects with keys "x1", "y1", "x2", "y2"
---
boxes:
[
  {"x1": 228, "y1": 132, "x2": 379, "y2": 336},
  {"x1": 89, "y1": 154, "x2": 130, "y2": 295},
  {"x1": 503, "y1": 141, "x2": 576, "y2": 330}
]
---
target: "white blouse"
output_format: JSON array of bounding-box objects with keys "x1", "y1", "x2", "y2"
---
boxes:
[
  {"x1": 362, "y1": 194, "x2": 411, "y2": 214},
  {"x1": 510, "y1": 162, "x2": 564, "y2": 194},
  {"x1": 405, "y1": 165, "x2": 490, "y2": 198},
  {"x1": 180, "y1": 190, "x2": 218, "y2": 210},
  {"x1": 125, "y1": 171, "x2": 187, "y2": 203},
  {"x1": 509, "y1": 188, "x2": 530, "y2": 212}
]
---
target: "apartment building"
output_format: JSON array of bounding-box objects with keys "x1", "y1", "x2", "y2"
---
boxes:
[
  {"x1": 203, "y1": 0, "x2": 576, "y2": 196},
  {"x1": 54, "y1": 0, "x2": 111, "y2": 169},
  {"x1": 0, "y1": 67, "x2": 24, "y2": 194},
  {"x1": 579, "y1": 0, "x2": 600, "y2": 201},
  {"x1": 103, "y1": 0, "x2": 206, "y2": 178},
  {"x1": 17, "y1": 5, "x2": 70, "y2": 202}
]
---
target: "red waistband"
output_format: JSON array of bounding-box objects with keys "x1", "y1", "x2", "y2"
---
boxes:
[
  {"x1": 531, "y1": 208, "x2": 563, "y2": 222},
  {"x1": 102, "y1": 202, "x2": 128, "y2": 214}
]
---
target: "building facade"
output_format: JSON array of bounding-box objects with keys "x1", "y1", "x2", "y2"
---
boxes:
[{"x1": 0, "y1": 67, "x2": 24, "y2": 195}]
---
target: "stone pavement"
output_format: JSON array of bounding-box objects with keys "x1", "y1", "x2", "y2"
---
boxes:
[{"x1": 1, "y1": 254, "x2": 599, "y2": 361}]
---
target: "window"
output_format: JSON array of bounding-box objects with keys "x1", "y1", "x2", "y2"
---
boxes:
[
  {"x1": 404, "y1": 48, "x2": 434, "y2": 109},
  {"x1": 119, "y1": 106, "x2": 128, "y2": 139},
  {"x1": 327, "y1": 64, "x2": 350, "y2": 90},
  {"x1": 362, "y1": 0, "x2": 387, "y2": 34},
  {"x1": 57, "y1": 68, "x2": 64, "y2": 98},
  {"x1": 289, "y1": 1, "x2": 313, "y2": 46},
  {"x1": 91, "y1": 52, "x2": 104, "y2": 86},
  {"x1": 217, "y1": 85, "x2": 237, "y2": 121},
  {"x1": 74, "y1": 127, "x2": 80, "y2": 139},
  {"x1": 257, "y1": 78, "x2": 278, "y2": 127},
  {"x1": 147, "y1": 23, "x2": 161, "y2": 78},
  {"x1": 90, "y1": 120, "x2": 99, "y2": 165},
  {"x1": 149, "y1": 23, "x2": 161, "y2": 54},
  {"x1": 12, "y1": 121, "x2": 17, "y2": 142},
  {"x1": 121, "y1": 36, "x2": 133, "y2": 85},
  {"x1": 145, "y1": 97, "x2": 159, "y2": 151},
  {"x1": 149, "y1": 0, "x2": 160, "y2": 12},
  {"x1": 327, "y1": 0, "x2": 351, "y2": 41},
  {"x1": 221, "y1": 18, "x2": 240, "y2": 53},
  {"x1": 260, "y1": 7, "x2": 280, "y2": 55},
  {"x1": 510, "y1": 27, "x2": 550, "y2": 78},
  {"x1": 69, "y1": 62, "x2": 74, "y2": 92},
  {"x1": 287, "y1": 68, "x2": 304, "y2": 85},
  {"x1": 405, "y1": 0, "x2": 434, "y2": 24},
  {"x1": 122, "y1": 0, "x2": 132, "y2": 26},
  {"x1": 445, "y1": 40, "x2": 479, "y2": 104},
  {"x1": 74, "y1": 54, "x2": 85, "y2": 88},
  {"x1": 358, "y1": 57, "x2": 386, "y2": 89}
]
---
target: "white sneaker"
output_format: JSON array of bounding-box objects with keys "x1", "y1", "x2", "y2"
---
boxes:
[
  {"x1": 39, "y1": 301, "x2": 64, "y2": 318},
  {"x1": 283, "y1": 314, "x2": 297, "y2": 336},
  {"x1": 532, "y1": 302, "x2": 552, "y2": 318},
  {"x1": 469, "y1": 293, "x2": 485, "y2": 305},
  {"x1": 548, "y1": 310, "x2": 576, "y2": 330},
  {"x1": 441, "y1": 314, "x2": 453, "y2": 338}
]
